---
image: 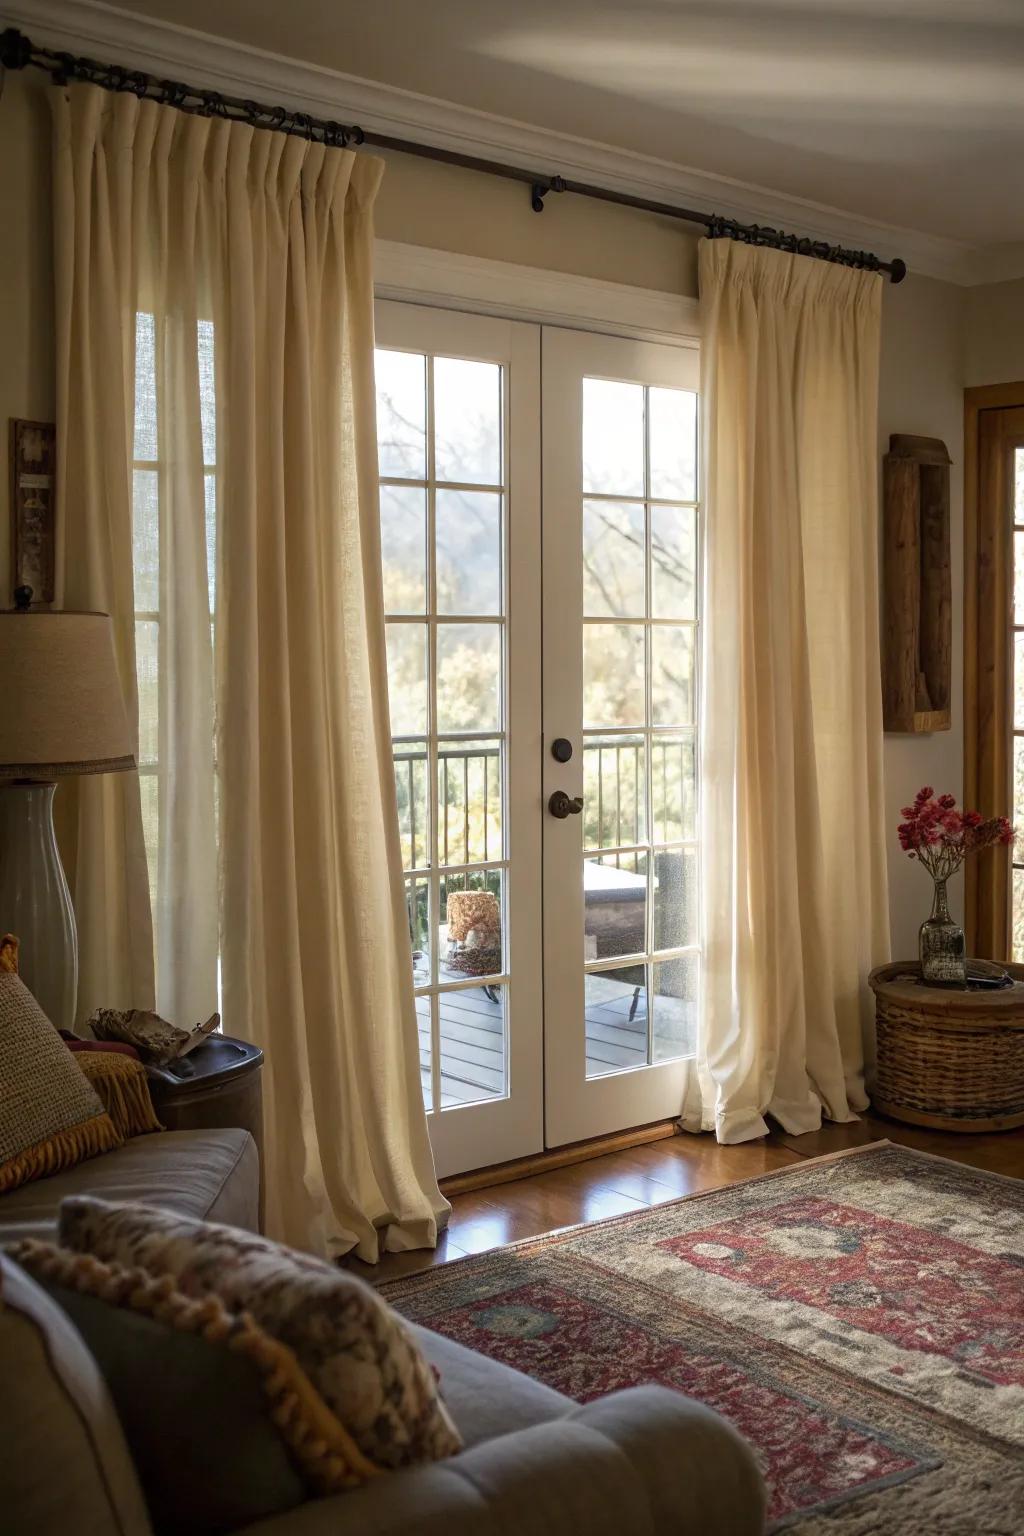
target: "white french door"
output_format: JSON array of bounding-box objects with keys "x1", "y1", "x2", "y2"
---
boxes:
[
  {"x1": 374, "y1": 302, "x2": 543, "y2": 1179},
  {"x1": 374, "y1": 302, "x2": 700, "y2": 1175},
  {"x1": 542, "y1": 328, "x2": 701, "y2": 1146}
]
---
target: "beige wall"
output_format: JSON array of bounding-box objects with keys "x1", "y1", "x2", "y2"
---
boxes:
[
  {"x1": 964, "y1": 278, "x2": 1024, "y2": 388},
  {"x1": 0, "y1": 70, "x2": 970, "y2": 953},
  {"x1": 878, "y1": 276, "x2": 966, "y2": 958},
  {"x1": 376, "y1": 147, "x2": 701, "y2": 296}
]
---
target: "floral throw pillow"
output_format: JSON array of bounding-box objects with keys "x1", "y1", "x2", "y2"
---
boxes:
[{"x1": 58, "y1": 1197, "x2": 463, "y2": 1470}]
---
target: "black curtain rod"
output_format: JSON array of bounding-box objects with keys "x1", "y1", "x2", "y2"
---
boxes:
[{"x1": 0, "y1": 26, "x2": 907, "y2": 284}]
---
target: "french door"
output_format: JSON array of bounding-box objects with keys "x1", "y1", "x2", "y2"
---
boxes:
[
  {"x1": 542, "y1": 328, "x2": 701, "y2": 1146},
  {"x1": 374, "y1": 302, "x2": 700, "y2": 1176}
]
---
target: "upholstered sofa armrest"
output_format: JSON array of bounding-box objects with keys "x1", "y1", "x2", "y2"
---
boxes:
[{"x1": 236, "y1": 1385, "x2": 765, "y2": 1536}]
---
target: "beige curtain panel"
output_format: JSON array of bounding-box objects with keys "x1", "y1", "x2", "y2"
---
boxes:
[
  {"x1": 52, "y1": 88, "x2": 156, "y2": 1022},
  {"x1": 51, "y1": 84, "x2": 448, "y2": 1260},
  {"x1": 685, "y1": 239, "x2": 891, "y2": 1144}
]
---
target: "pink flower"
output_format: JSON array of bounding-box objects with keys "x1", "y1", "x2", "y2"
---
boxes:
[{"x1": 898, "y1": 790, "x2": 1016, "y2": 875}]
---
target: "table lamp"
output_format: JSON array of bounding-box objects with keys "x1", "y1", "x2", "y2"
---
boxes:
[{"x1": 0, "y1": 587, "x2": 136, "y2": 1028}]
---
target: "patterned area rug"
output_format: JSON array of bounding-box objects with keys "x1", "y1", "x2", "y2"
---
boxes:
[{"x1": 383, "y1": 1143, "x2": 1024, "y2": 1534}]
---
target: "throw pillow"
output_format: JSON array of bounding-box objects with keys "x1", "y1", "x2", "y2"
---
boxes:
[
  {"x1": 72, "y1": 1050, "x2": 164, "y2": 1140},
  {"x1": 7, "y1": 1239, "x2": 382, "y2": 1536},
  {"x1": 58, "y1": 1197, "x2": 464, "y2": 1470},
  {"x1": 0, "y1": 975, "x2": 121, "y2": 1193}
]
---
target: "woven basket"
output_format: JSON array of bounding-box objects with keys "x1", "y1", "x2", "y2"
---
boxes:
[{"x1": 870, "y1": 963, "x2": 1024, "y2": 1132}]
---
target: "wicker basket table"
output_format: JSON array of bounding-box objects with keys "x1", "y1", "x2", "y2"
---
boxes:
[{"x1": 869, "y1": 962, "x2": 1024, "y2": 1132}]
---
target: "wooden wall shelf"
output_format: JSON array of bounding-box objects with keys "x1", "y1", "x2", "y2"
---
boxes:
[{"x1": 882, "y1": 433, "x2": 952, "y2": 734}]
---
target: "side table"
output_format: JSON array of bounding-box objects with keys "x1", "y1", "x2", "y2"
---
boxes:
[
  {"x1": 146, "y1": 1034, "x2": 265, "y2": 1220},
  {"x1": 869, "y1": 962, "x2": 1024, "y2": 1132}
]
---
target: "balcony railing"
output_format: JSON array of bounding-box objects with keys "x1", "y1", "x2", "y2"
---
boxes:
[{"x1": 393, "y1": 736, "x2": 692, "y2": 876}]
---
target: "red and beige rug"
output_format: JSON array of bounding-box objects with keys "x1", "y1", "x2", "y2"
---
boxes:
[{"x1": 383, "y1": 1143, "x2": 1024, "y2": 1533}]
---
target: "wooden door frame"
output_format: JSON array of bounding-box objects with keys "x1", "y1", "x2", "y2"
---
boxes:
[{"x1": 964, "y1": 382, "x2": 1024, "y2": 957}]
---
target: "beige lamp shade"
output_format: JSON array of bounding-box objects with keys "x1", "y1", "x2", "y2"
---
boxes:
[{"x1": 0, "y1": 609, "x2": 135, "y2": 778}]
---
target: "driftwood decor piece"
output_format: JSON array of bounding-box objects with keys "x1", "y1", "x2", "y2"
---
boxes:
[{"x1": 882, "y1": 433, "x2": 952, "y2": 733}]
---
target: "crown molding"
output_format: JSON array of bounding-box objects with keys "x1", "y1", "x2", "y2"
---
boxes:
[{"x1": 5, "y1": 0, "x2": 1017, "y2": 287}]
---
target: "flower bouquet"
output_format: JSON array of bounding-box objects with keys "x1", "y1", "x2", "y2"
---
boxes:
[{"x1": 898, "y1": 788, "x2": 1014, "y2": 984}]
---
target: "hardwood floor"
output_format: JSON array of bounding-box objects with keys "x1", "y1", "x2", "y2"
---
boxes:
[{"x1": 350, "y1": 1111, "x2": 1024, "y2": 1284}]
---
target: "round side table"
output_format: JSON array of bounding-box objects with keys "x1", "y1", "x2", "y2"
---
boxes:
[
  {"x1": 869, "y1": 963, "x2": 1024, "y2": 1132},
  {"x1": 146, "y1": 1034, "x2": 265, "y2": 1222}
]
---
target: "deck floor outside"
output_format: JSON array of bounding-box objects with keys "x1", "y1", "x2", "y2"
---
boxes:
[{"x1": 418, "y1": 977, "x2": 694, "y2": 1109}]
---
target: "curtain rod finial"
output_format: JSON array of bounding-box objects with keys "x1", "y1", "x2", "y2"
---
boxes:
[
  {"x1": 0, "y1": 28, "x2": 31, "y2": 71},
  {"x1": 890, "y1": 258, "x2": 908, "y2": 285}
]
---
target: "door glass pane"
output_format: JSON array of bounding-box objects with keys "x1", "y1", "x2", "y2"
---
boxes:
[
  {"x1": 134, "y1": 312, "x2": 157, "y2": 460},
  {"x1": 437, "y1": 624, "x2": 501, "y2": 732},
  {"x1": 406, "y1": 876, "x2": 431, "y2": 985},
  {"x1": 132, "y1": 470, "x2": 159, "y2": 612},
  {"x1": 582, "y1": 379, "x2": 644, "y2": 496},
  {"x1": 585, "y1": 968, "x2": 647, "y2": 1077},
  {"x1": 583, "y1": 500, "x2": 645, "y2": 617},
  {"x1": 1015, "y1": 531, "x2": 1024, "y2": 621},
  {"x1": 652, "y1": 625, "x2": 696, "y2": 726},
  {"x1": 439, "y1": 985, "x2": 506, "y2": 1107},
  {"x1": 580, "y1": 371, "x2": 700, "y2": 1082},
  {"x1": 434, "y1": 358, "x2": 501, "y2": 486},
  {"x1": 386, "y1": 623, "x2": 428, "y2": 736},
  {"x1": 376, "y1": 350, "x2": 426, "y2": 479},
  {"x1": 139, "y1": 771, "x2": 158, "y2": 914},
  {"x1": 584, "y1": 624, "x2": 645, "y2": 727},
  {"x1": 439, "y1": 871, "x2": 504, "y2": 983},
  {"x1": 651, "y1": 734, "x2": 697, "y2": 844},
  {"x1": 652, "y1": 954, "x2": 698, "y2": 1062},
  {"x1": 652, "y1": 848, "x2": 697, "y2": 951},
  {"x1": 584, "y1": 853, "x2": 647, "y2": 961},
  {"x1": 651, "y1": 505, "x2": 697, "y2": 619},
  {"x1": 415, "y1": 994, "x2": 432, "y2": 1107},
  {"x1": 135, "y1": 620, "x2": 159, "y2": 768},
  {"x1": 394, "y1": 743, "x2": 429, "y2": 872},
  {"x1": 1016, "y1": 634, "x2": 1024, "y2": 731},
  {"x1": 381, "y1": 484, "x2": 427, "y2": 614},
  {"x1": 1016, "y1": 447, "x2": 1024, "y2": 519},
  {"x1": 1014, "y1": 736, "x2": 1024, "y2": 844},
  {"x1": 437, "y1": 738, "x2": 502, "y2": 867},
  {"x1": 436, "y1": 490, "x2": 501, "y2": 614},
  {"x1": 649, "y1": 387, "x2": 697, "y2": 502},
  {"x1": 583, "y1": 736, "x2": 645, "y2": 851},
  {"x1": 378, "y1": 330, "x2": 511, "y2": 1126}
]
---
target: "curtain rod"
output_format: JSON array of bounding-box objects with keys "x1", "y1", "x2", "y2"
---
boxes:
[{"x1": 0, "y1": 26, "x2": 907, "y2": 284}]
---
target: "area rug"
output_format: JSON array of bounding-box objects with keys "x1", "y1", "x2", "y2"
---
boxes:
[{"x1": 383, "y1": 1143, "x2": 1024, "y2": 1533}]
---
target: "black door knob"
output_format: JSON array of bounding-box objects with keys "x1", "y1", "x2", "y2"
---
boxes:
[
  {"x1": 551, "y1": 737, "x2": 573, "y2": 763},
  {"x1": 549, "y1": 790, "x2": 584, "y2": 819}
]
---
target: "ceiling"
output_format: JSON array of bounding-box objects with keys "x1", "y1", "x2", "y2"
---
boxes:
[{"x1": 52, "y1": 0, "x2": 1024, "y2": 246}]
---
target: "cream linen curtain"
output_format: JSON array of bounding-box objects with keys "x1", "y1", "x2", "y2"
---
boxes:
[
  {"x1": 52, "y1": 87, "x2": 155, "y2": 1022},
  {"x1": 52, "y1": 84, "x2": 448, "y2": 1259},
  {"x1": 685, "y1": 239, "x2": 890, "y2": 1143}
]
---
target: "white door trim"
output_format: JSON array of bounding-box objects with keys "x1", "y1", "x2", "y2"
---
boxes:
[{"x1": 375, "y1": 241, "x2": 701, "y2": 347}]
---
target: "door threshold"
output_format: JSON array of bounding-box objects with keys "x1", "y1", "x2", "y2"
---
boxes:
[{"x1": 439, "y1": 1118, "x2": 682, "y2": 1195}]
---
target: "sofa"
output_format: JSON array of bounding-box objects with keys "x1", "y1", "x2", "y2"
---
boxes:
[{"x1": 0, "y1": 1128, "x2": 767, "y2": 1536}]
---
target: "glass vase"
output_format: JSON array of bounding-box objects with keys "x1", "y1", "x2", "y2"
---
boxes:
[{"x1": 919, "y1": 876, "x2": 967, "y2": 986}]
